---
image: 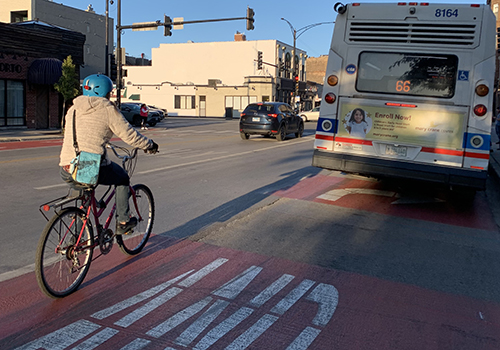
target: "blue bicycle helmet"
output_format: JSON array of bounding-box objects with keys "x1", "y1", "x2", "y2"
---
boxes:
[{"x1": 82, "y1": 74, "x2": 113, "y2": 97}]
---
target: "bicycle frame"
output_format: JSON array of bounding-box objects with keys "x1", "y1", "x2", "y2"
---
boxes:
[{"x1": 40, "y1": 184, "x2": 140, "y2": 259}]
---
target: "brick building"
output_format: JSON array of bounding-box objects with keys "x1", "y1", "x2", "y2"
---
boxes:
[{"x1": 0, "y1": 21, "x2": 84, "y2": 128}]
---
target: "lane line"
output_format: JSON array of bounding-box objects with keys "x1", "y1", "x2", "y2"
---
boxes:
[
  {"x1": 249, "y1": 274, "x2": 295, "y2": 308},
  {"x1": 146, "y1": 297, "x2": 213, "y2": 338},
  {"x1": 212, "y1": 266, "x2": 263, "y2": 300},
  {"x1": 138, "y1": 137, "x2": 313, "y2": 175},
  {"x1": 285, "y1": 326, "x2": 322, "y2": 350},
  {"x1": 225, "y1": 314, "x2": 279, "y2": 350},
  {"x1": 175, "y1": 300, "x2": 230, "y2": 347},
  {"x1": 13, "y1": 319, "x2": 101, "y2": 350},
  {"x1": 271, "y1": 279, "x2": 315, "y2": 315},
  {"x1": 119, "y1": 338, "x2": 151, "y2": 350},
  {"x1": 72, "y1": 327, "x2": 119, "y2": 350},
  {"x1": 193, "y1": 307, "x2": 254, "y2": 350},
  {"x1": 114, "y1": 287, "x2": 183, "y2": 328},
  {"x1": 91, "y1": 270, "x2": 193, "y2": 320},
  {"x1": 178, "y1": 258, "x2": 228, "y2": 287}
]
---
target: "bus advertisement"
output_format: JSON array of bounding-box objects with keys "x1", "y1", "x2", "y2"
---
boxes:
[{"x1": 313, "y1": 2, "x2": 496, "y2": 192}]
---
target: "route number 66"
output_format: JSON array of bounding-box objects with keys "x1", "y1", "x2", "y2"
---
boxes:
[{"x1": 396, "y1": 80, "x2": 410, "y2": 93}]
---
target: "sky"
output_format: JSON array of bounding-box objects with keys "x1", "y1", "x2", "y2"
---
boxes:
[{"x1": 58, "y1": 0, "x2": 486, "y2": 60}]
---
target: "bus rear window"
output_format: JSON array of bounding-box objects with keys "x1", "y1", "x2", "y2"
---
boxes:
[{"x1": 356, "y1": 52, "x2": 458, "y2": 98}]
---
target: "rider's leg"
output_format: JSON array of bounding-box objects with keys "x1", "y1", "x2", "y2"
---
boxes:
[{"x1": 98, "y1": 162, "x2": 131, "y2": 224}]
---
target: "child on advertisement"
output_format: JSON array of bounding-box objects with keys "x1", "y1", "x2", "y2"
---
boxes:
[{"x1": 346, "y1": 108, "x2": 369, "y2": 138}]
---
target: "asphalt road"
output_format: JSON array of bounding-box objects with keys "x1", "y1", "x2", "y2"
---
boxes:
[
  {"x1": 0, "y1": 118, "x2": 319, "y2": 277},
  {"x1": 1, "y1": 117, "x2": 500, "y2": 349}
]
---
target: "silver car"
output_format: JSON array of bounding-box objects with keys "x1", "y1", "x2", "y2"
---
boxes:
[{"x1": 300, "y1": 106, "x2": 320, "y2": 122}]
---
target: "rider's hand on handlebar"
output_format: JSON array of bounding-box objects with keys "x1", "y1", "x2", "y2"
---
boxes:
[{"x1": 145, "y1": 141, "x2": 159, "y2": 154}]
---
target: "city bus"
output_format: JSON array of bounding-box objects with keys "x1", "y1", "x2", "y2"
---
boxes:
[{"x1": 313, "y1": 2, "x2": 496, "y2": 193}]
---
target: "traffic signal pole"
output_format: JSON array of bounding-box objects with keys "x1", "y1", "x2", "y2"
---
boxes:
[{"x1": 113, "y1": 0, "x2": 255, "y2": 107}]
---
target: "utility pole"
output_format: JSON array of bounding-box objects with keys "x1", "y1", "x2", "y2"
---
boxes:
[
  {"x1": 116, "y1": 0, "x2": 122, "y2": 107},
  {"x1": 281, "y1": 19, "x2": 334, "y2": 107}
]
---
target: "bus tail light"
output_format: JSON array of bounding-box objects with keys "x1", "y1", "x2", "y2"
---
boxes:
[
  {"x1": 325, "y1": 93, "x2": 336, "y2": 104},
  {"x1": 327, "y1": 75, "x2": 338, "y2": 86},
  {"x1": 473, "y1": 104, "x2": 487, "y2": 117},
  {"x1": 475, "y1": 84, "x2": 489, "y2": 97}
]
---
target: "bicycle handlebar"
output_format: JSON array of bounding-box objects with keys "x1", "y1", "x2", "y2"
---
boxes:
[{"x1": 106, "y1": 143, "x2": 139, "y2": 161}]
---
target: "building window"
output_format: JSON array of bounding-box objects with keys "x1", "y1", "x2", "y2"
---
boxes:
[
  {"x1": 175, "y1": 95, "x2": 196, "y2": 109},
  {"x1": 494, "y1": 4, "x2": 499, "y2": 17},
  {"x1": 0, "y1": 80, "x2": 25, "y2": 126},
  {"x1": 11, "y1": 11, "x2": 28, "y2": 23},
  {"x1": 225, "y1": 95, "x2": 257, "y2": 110}
]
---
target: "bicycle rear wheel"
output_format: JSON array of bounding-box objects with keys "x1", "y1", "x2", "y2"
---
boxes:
[
  {"x1": 116, "y1": 184, "x2": 154, "y2": 255},
  {"x1": 35, "y1": 207, "x2": 94, "y2": 298}
]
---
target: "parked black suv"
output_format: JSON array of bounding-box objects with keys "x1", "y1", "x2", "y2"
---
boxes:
[{"x1": 239, "y1": 102, "x2": 304, "y2": 141}]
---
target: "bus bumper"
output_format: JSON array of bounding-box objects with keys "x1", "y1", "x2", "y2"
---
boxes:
[{"x1": 312, "y1": 150, "x2": 487, "y2": 190}]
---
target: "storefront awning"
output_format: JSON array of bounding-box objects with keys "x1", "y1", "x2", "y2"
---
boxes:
[{"x1": 28, "y1": 58, "x2": 62, "y2": 85}]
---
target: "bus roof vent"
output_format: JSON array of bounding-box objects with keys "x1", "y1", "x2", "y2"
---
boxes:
[{"x1": 347, "y1": 22, "x2": 477, "y2": 47}]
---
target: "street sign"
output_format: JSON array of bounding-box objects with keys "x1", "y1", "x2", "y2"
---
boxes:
[
  {"x1": 173, "y1": 17, "x2": 184, "y2": 30},
  {"x1": 132, "y1": 22, "x2": 158, "y2": 31}
]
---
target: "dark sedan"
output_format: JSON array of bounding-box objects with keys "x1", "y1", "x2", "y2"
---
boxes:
[{"x1": 239, "y1": 102, "x2": 304, "y2": 141}]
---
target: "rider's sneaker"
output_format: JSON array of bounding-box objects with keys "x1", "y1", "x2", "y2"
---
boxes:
[{"x1": 116, "y1": 217, "x2": 138, "y2": 235}]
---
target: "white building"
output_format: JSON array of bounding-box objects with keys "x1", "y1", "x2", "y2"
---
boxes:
[
  {"x1": 0, "y1": 0, "x2": 113, "y2": 78},
  {"x1": 120, "y1": 34, "x2": 307, "y2": 118}
]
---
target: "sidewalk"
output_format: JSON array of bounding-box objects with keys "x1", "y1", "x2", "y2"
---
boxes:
[{"x1": 0, "y1": 128, "x2": 63, "y2": 142}]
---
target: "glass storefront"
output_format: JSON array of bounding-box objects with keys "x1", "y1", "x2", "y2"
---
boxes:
[{"x1": 0, "y1": 80, "x2": 25, "y2": 126}]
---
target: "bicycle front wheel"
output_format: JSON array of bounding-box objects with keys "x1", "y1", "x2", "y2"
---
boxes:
[
  {"x1": 117, "y1": 184, "x2": 155, "y2": 255},
  {"x1": 35, "y1": 207, "x2": 94, "y2": 298}
]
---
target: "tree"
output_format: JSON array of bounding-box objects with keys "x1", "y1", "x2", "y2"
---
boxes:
[{"x1": 54, "y1": 55, "x2": 80, "y2": 128}]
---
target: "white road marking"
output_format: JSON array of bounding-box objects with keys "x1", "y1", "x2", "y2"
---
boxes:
[
  {"x1": 138, "y1": 137, "x2": 313, "y2": 175},
  {"x1": 91, "y1": 270, "x2": 193, "y2": 320},
  {"x1": 72, "y1": 328, "x2": 119, "y2": 350},
  {"x1": 225, "y1": 314, "x2": 279, "y2": 350},
  {"x1": 317, "y1": 188, "x2": 399, "y2": 202},
  {"x1": 212, "y1": 265, "x2": 263, "y2": 299},
  {"x1": 14, "y1": 319, "x2": 101, "y2": 350},
  {"x1": 17, "y1": 257, "x2": 340, "y2": 350},
  {"x1": 0, "y1": 263, "x2": 36, "y2": 282},
  {"x1": 114, "y1": 287, "x2": 183, "y2": 328},
  {"x1": 249, "y1": 274, "x2": 295, "y2": 308},
  {"x1": 147, "y1": 297, "x2": 213, "y2": 338},
  {"x1": 175, "y1": 299, "x2": 230, "y2": 347},
  {"x1": 306, "y1": 283, "x2": 339, "y2": 327},
  {"x1": 271, "y1": 279, "x2": 315, "y2": 315},
  {"x1": 34, "y1": 183, "x2": 68, "y2": 190},
  {"x1": 119, "y1": 338, "x2": 151, "y2": 350},
  {"x1": 178, "y1": 258, "x2": 228, "y2": 287},
  {"x1": 193, "y1": 307, "x2": 254, "y2": 350},
  {"x1": 285, "y1": 326, "x2": 322, "y2": 350}
]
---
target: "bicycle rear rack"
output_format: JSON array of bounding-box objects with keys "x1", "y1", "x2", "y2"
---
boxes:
[{"x1": 39, "y1": 189, "x2": 86, "y2": 222}]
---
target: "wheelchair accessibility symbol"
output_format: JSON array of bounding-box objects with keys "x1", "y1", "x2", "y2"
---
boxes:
[{"x1": 458, "y1": 70, "x2": 469, "y2": 81}]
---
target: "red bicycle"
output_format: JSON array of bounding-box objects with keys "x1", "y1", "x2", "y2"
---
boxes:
[{"x1": 35, "y1": 143, "x2": 155, "y2": 298}]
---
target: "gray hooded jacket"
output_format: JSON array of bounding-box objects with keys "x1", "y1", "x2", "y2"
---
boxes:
[{"x1": 59, "y1": 95, "x2": 153, "y2": 167}]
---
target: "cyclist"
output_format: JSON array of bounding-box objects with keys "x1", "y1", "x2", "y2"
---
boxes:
[{"x1": 59, "y1": 74, "x2": 159, "y2": 235}]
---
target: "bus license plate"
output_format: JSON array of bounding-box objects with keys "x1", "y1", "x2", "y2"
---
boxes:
[
  {"x1": 385, "y1": 145, "x2": 407, "y2": 157},
  {"x1": 252, "y1": 117, "x2": 260, "y2": 122}
]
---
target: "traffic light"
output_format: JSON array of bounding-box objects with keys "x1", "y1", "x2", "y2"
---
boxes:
[
  {"x1": 246, "y1": 7, "x2": 255, "y2": 31},
  {"x1": 164, "y1": 15, "x2": 172, "y2": 36},
  {"x1": 257, "y1": 51, "x2": 263, "y2": 70},
  {"x1": 294, "y1": 74, "x2": 299, "y2": 93}
]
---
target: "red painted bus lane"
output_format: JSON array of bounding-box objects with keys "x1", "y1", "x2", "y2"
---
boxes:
[
  {"x1": 1, "y1": 236, "x2": 499, "y2": 350},
  {"x1": 274, "y1": 174, "x2": 497, "y2": 231}
]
